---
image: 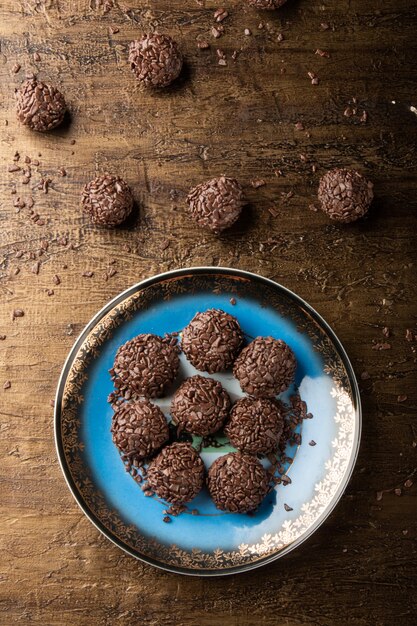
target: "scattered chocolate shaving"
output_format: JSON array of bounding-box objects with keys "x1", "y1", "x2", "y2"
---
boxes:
[
  {"x1": 309, "y1": 440, "x2": 317, "y2": 446},
  {"x1": 394, "y1": 488, "x2": 402, "y2": 497},
  {"x1": 372, "y1": 342, "x2": 391, "y2": 350},
  {"x1": 251, "y1": 178, "x2": 266, "y2": 188},
  {"x1": 404, "y1": 479, "x2": 413, "y2": 488},
  {"x1": 12, "y1": 309, "x2": 24, "y2": 320},
  {"x1": 397, "y1": 395, "x2": 407, "y2": 403},
  {"x1": 405, "y1": 329, "x2": 413, "y2": 342},
  {"x1": 12, "y1": 63, "x2": 21, "y2": 74},
  {"x1": 284, "y1": 503, "x2": 293, "y2": 512}
]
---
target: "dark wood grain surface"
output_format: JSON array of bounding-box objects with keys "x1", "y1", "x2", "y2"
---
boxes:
[{"x1": 1, "y1": 1, "x2": 416, "y2": 624}]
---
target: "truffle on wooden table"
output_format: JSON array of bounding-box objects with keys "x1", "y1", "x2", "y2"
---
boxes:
[
  {"x1": 186, "y1": 176, "x2": 245, "y2": 233},
  {"x1": 15, "y1": 78, "x2": 67, "y2": 132},
  {"x1": 82, "y1": 174, "x2": 133, "y2": 227},
  {"x1": 318, "y1": 168, "x2": 374, "y2": 223},
  {"x1": 129, "y1": 33, "x2": 183, "y2": 88}
]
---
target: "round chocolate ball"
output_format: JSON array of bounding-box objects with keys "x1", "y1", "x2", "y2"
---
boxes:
[
  {"x1": 81, "y1": 174, "x2": 133, "y2": 227},
  {"x1": 225, "y1": 396, "x2": 284, "y2": 455},
  {"x1": 146, "y1": 442, "x2": 205, "y2": 504},
  {"x1": 233, "y1": 336, "x2": 296, "y2": 397},
  {"x1": 111, "y1": 399, "x2": 169, "y2": 461},
  {"x1": 318, "y1": 168, "x2": 374, "y2": 223},
  {"x1": 15, "y1": 78, "x2": 66, "y2": 132},
  {"x1": 111, "y1": 334, "x2": 180, "y2": 399},
  {"x1": 129, "y1": 33, "x2": 183, "y2": 88},
  {"x1": 247, "y1": 0, "x2": 288, "y2": 9},
  {"x1": 207, "y1": 452, "x2": 269, "y2": 513},
  {"x1": 181, "y1": 309, "x2": 244, "y2": 374},
  {"x1": 171, "y1": 375, "x2": 231, "y2": 437},
  {"x1": 186, "y1": 176, "x2": 245, "y2": 233}
]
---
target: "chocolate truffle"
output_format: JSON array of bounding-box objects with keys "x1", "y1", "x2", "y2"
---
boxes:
[
  {"x1": 225, "y1": 396, "x2": 284, "y2": 455},
  {"x1": 111, "y1": 399, "x2": 169, "y2": 461},
  {"x1": 146, "y1": 442, "x2": 205, "y2": 504},
  {"x1": 207, "y1": 452, "x2": 269, "y2": 513},
  {"x1": 111, "y1": 334, "x2": 180, "y2": 399},
  {"x1": 233, "y1": 336, "x2": 296, "y2": 397},
  {"x1": 82, "y1": 174, "x2": 133, "y2": 227},
  {"x1": 171, "y1": 375, "x2": 231, "y2": 436},
  {"x1": 129, "y1": 33, "x2": 183, "y2": 88},
  {"x1": 15, "y1": 78, "x2": 66, "y2": 132},
  {"x1": 186, "y1": 176, "x2": 245, "y2": 233},
  {"x1": 181, "y1": 309, "x2": 244, "y2": 373},
  {"x1": 318, "y1": 168, "x2": 374, "y2": 223},
  {"x1": 247, "y1": 0, "x2": 288, "y2": 9}
]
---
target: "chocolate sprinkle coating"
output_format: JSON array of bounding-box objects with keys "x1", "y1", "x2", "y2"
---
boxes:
[
  {"x1": 146, "y1": 442, "x2": 205, "y2": 504},
  {"x1": 82, "y1": 174, "x2": 133, "y2": 227},
  {"x1": 111, "y1": 400, "x2": 169, "y2": 461},
  {"x1": 129, "y1": 33, "x2": 183, "y2": 88},
  {"x1": 111, "y1": 334, "x2": 180, "y2": 399},
  {"x1": 225, "y1": 396, "x2": 284, "y2": 455},
  {"x1": 233, "y1": 336, "x2": 296, "y2": 397},
  {"x1": 181, "y1": 309, "x2": 244, "y2": 373},
  {"x1": 187, "y1": 176, "x2": 245, "y2": 233},
  {"x1": 15, "y1": 78, "x2": 66, "y2": 132},
  {"x1": 207, "y1": 452, "x2": 269, "y2": 513},
  {"x1": 318, "y1": 168, "x2": 374, "y2": 223},
  {"x1": 171, "y1": 375, "x2": 231, "y2": 436},
  {"x1": 247, "y1": 0, "x2": 288, "y2": 9}
]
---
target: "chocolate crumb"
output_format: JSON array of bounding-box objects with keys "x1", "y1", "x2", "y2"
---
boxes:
[
  {"x1": 3, "y1": 381, "x2": 11, "y2": 389},
  {"x1": 82, "y1": 271, "x2": 94, "y2": 278},
  {"x1": 382, "y1": 327, "x2": 390, "y2": 338},
  {"x1": 404, "y1": 479, "x2": 413, "y2": 488},
  {"x1": 12, "y1": 63, "x2": 21, "y2": 74},
  {"x1": 0, "y1": 335, "x2": 6, "y2": 340},
  {"x1": 47, "y1": 289, "x2": 54, "y2": 296},
  {"x1": 376, "y1": 491, "x2": 383, "y2": 501},
  {"x1": 405, "y1": 329, "x2": 413, "y2": 342},
  {"x1": 397, "y1": 395, "x2": 407, "y2": 403},
  {"x1": 315, "y1": 48, "x2": 330, "y2": 58},
  {"x1": 284, "y1": 503, "x2": 293, "y2": 512},
  {"x1": 33, "y1": 52, "x2": 41, "y2": 62},
  {"x1": 372, "y1": 342, "x2": 391, "y2": 350},
  {"x1": 53, "y1": 274, "x2": 61, "y2": 285},
  {"x1": 197, "y1": 40, "x2": 210, "y2": 50},
  {"x1": 31, "y1": 261, "x2": 40, "y2": 275},
  {"x1": 251, "y1": 178, "x2": 266, "y2": 188},
  {"x1": 163, "y1": 516, "x2": 171, "y2": 523},
  {"x1": 309, "y1": 440, "x2": 316, "y2": 446},
  {"x1": 361, "y1": 371, "x2": 370, "y2": 380},
  {"x1": 394, "y1": 488, "x2": 402, "y2": 497},
  {"x1": 12, "y1": 309, "x2": 24, "y2": 320},
  {"x1": 230, "y1": 297, "x2": 236, "y2": 305}
]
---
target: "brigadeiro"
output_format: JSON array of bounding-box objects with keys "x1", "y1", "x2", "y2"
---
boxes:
[
  {"x1": 225, "y1": 396, "x2": 284, "y2": 455},
  {"x1": 186, "y1": 176, "x2": 245, "y2": 233},
  {"x1": 171, "y1": 375, "x2": 231, "y2": 437},
  {"x1": 129, "y1": 33, "x2": 183, "y2": 88},
  {"x1": 181, "y1": 309, "x2": 244, "y2": 373},
  {"x1": 146, "y1": 442, "x2": 205, "y2": 504},
  {"x1": 82, "y1": 174, "x2": 133, "y2": 227},
  {"x1": 247, "y1": 0, "x2": 288, "y2": 9},
  {"x1": 15, "y1": 77, "x2": 66, "y2": 132},
  {"x1": 111, "y1": 399, "x2": 169, "y2": 461},
  {"x1": 233, "y1": 336, "x2": 296, "y2": 397},
  {"x1": 207, "y1": 452, "x2": 269, "y2": 513},
  {"x1": 111, "y1": 333, "x2": 180, "y2": 399},
  {"x1": 318, "y1": 168, "x2": 374, "y2": 223}
]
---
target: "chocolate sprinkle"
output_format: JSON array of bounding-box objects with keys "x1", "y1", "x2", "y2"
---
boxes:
[
  {"x1": 111, "y1": 400, "x2": 169, "y2": 461},
  {"x1": 111, "y1": 333, "x2": 180, "y2": 399},
  {"x1": 318, "y1": 168, "x2": 374, "y2": 223},
  {"x1": 146, "y1": 442, "x2": 204, "y2": 505},
  {"x1": 207, "y1": 452, "x2": 269, "y2": 513},
  {"x1": 82, "y1": 174, "x2": 133, "y2": 227},
  {"x1": 233, "y1": 336, "x2": 296, "y2": 397},
  {"x1": 181, "y1": 309, "x2": 243, "y2": 373},
  {"x1": 171, "y1": 375, "x2": 231, "y2": 436},
  {"x1": 247, "y1": 0, "x2": 288, "y2": 9},
  {"x1": 129, "y1": 33, "x2": 183, "y2": 88},
  {"x1": 186, "y1": 176, "x2": 245, "y2": 233},
  {"x1": 15, "y1": 78, "x2": 66, "y2": 132},
  {"x1": 225, "y1": 396, "x2": 284, "y2": 455}
]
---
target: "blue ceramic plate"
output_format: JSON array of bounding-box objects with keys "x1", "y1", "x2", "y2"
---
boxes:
[{"x1": 55, "y1": 267, "x2": 361, "y2": 576}]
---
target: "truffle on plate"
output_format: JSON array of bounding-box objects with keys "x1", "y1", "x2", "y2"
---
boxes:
[
  {"x1": 186, "y1": 176, "x2": 245, "y2": 233},
  {"x1": 207, "y1": 452, "x2": 269, "y2": 513},
  {"x1": 171, "y1": 375, "x2": 231, "y2": 436},
  {"x1": 15, "y1": 78, "x2": 66, "y2": 132},
  {"x1": 82, "y1": 174, "x2": 133, "y2": 227},
  {"x1": 129, "y1": 33, "x2": 183, "y2": 88},
  {"x1": 146, "y1": 442, "x2": 205, "y2": 504},
  {"x1": 111, "y1": 333, "x2": 180, "y2": 399},
  {"x1": 111, "y1": 399, "x2": 169, "y2": 461},
  {"x1": 233, "y1": 336, "x2": 296, "y2": 397},
  {"x1": 247, "y1": 0, "x2": 288, "y2": 9},
  {"x1": 318, "y1": 168, "x2": 374, "y2": 223},
  {"x1": 225, "y1": 396, "x2": 284, "y2": 455},
  {"x1": 181, "y1": 309, "x2": 244, "y2": 373}
]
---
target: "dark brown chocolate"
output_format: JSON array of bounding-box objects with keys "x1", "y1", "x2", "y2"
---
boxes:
[
  {"x1": 186, "y1": 176, "x2": 245, "y2": 233},
  {"x1": 225, "y1": 396, "x2": 284, "y2": 455},
  {"x1": 16, "y1": 78, "x2": 66, "y2": 132},
  {"x1": 82, "y1": 174, "x2": 133, "y2": 227},
  {"x1": 129, "y1": 33, "x2": 183, "y2": 88},
  {"x1": 318, "y1": 168, "x2": 374, "y2": 223},
  {"x1": 111, "y1": 399, "x2": 169, "y2": 461}
]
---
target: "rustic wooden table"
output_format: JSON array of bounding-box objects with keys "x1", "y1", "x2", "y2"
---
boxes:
[{"x1": 1, "y1": 1, "x2": 416, "y2": 624}]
